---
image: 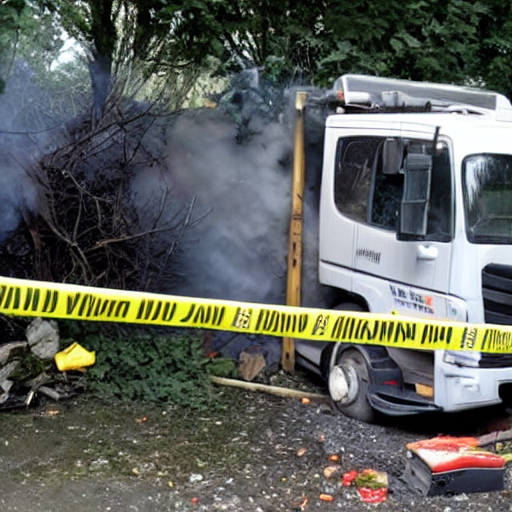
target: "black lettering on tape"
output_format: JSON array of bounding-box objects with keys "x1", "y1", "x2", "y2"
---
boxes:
[
  {"x1": 161, "y1": 302, "x2": 177, "y2": 322},
  {"x1": 137, "y1": 300, "x2": 165, "y2": 321},
  {"x1": 255, "y1": 310, "x2": 272, "y2": 331},
  {"x1": 67, "y1": 293, "x2": 129, "y2": 319},
  {"x1": 360, "y1": 321, "x2": 380, "y2": 341},
  {"x1": 460, "y1": 327, "x2": 477, "y2": 350},
  {"x1": 181, "y1": 303, "x2": 225, "y2": 327},
  {"x1": 42, "y1": 290, "x2": 58, "y2": 313},
  {"x1": 180, "y1": 304, "x2": 196, "y2": 323},
  {"x1": 312, "y1": 314, "x2": 329, "y2": 336},
  {"x1": 395, "y1": 322, "x2": 416, "y2": 344},
  {"x1": 193, "y1": 304, "x2": 225, "y2": 326},
  {"x1": 481, "y1": 329, "x2": 512, "y2": 352},
  {"x1": 23, "y1": 288, "x2": 40, "y2": 312},
  {"x1": 342, "y1": 317, "x2": 356, "y2": 340},
  {"x1": 421, "y1": 325, "x2": 453, "y2": 346},
  {"x1": 332, "y1": 317, "x2": 411, "y2": 344},
  {"x1": 232, "y1": 308, "x2": 253, "y2": 329},
  {"x1": 67, "y1": 294, "x2": 81, "y2": 315},
  {"x1": 378, "y1": 321, "x2": 394, "y2": 342},
  {"x1": 0, "y1": 286, "x2": 21, "y2": 310},
  {"x1": 115, "y1": 301, "x2": 130, "y2": 318},
  {"x1": 255, "y1": 309, "x2": 308, "y2": 334}
]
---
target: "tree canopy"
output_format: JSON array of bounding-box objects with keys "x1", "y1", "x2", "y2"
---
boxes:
[{"x1": 1, "y1": 0, "x2": 511, "y2": 113}]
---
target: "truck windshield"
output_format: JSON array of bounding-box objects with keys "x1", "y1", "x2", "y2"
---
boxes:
[{"x1": 463, "y1": 154, "x2": 512, "y2": 244}]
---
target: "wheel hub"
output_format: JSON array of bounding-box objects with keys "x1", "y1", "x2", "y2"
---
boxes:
[{"x1": 328, "y1": 364, "x2": 359, "y2": 404}]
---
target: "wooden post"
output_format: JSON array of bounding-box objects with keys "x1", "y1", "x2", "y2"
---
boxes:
[{"x1": 282, "y1": 91, "x2": 307, "y2": 372}]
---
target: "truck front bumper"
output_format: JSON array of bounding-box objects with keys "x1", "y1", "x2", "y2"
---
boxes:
[
  {"x1": 368, "y1": 386, "x2": 441, "y2": 416},
  {"x1": 435, "y1": 353, "x2": 512, "y2": 412}
]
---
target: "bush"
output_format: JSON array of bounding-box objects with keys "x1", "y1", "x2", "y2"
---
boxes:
[{"x1": 60, "y1": 322, "x2": 216, "y2": 409}]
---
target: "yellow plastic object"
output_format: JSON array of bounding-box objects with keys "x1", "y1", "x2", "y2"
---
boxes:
[{"x1": 55, "y1": 342, "x2": 96, "y2": 371}]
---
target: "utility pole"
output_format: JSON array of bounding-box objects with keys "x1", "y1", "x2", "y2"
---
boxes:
[{"x1": 282, "y1": 91, "x2": 307, "y2": 372}]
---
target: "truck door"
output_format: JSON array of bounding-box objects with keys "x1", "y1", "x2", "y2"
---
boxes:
[{"x1": 348, "y1": 133, "x2": 453, "y2": 298}]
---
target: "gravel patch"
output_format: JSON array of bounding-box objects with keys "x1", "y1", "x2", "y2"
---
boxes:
[{"x1": 0, "y1": 378, "x2": 510, "y2": 512}]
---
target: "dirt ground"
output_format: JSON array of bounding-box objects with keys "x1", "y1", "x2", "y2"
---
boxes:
[{"x1": 0, "y1": 373, "x2": 511, "y2": 512}]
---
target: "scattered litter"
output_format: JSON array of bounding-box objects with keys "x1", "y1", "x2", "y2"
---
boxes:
[
  {"x1": 328, "y1": 454, "x2": 339, "y2": 462},
  {"x1": 295, "y1": 496, "x2": 308, "y2": 511},
  {"x1": 343, "y1": 469, "x2": 388, "y2": 503},
  {"x1": 318, "y1": 493, "x2": 334, "y2": 502},
  {"x1": 357, "y1": 486, "x2": 388, "y2": 503},
  {"x1": 323, "y1": 464, "x2": 341, "y2": 479},
  {"x1": 478, "y1": 427, "x2": 512, "y2": 457},
  {"x1": 54, "y1": 342, "x2": 95, "y2": 371},
  {"x1": 296, "y1": 447, "x2": 307, "y2": 457},
  {"x1": 40, "y1": 408, "x2": 60, "y2": 417},
  {"x1": 189, "y1": 473, "x2": 203, "y2": 483},
  {"x1": 301, "y1": 397, "x2": 311, "y2": 404},
  {"x1": 135, "y1": 416, "x2": 148, "y2": 423},
  {"x1": 342, "y1": 470, "x2": 358, "y2": 486}
]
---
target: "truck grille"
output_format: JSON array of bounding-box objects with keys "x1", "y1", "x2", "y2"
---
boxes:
[
  {"x1": 480, "y1": 264, "x2": 512, "y2": 367},
  {"x1": 482, "y1": 264, "x2": 512, "y2": 324}
]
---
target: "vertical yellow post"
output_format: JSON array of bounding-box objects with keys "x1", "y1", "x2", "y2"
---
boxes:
[{"x1": 282, "y1": 91, "x2": 307, "y2": 372}]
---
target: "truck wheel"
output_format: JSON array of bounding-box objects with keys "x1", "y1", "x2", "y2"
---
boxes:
[{"x1": 328, "y1": 348, "x2": 375, "y2": 423}]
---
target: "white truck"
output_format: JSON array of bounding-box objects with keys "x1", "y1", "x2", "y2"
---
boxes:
[{"x1": 294, "y1": 74, "x2": 512, "y2": 422}]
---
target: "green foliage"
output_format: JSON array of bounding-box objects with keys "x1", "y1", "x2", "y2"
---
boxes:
[
  {"x1": 8, "y1": 349, "x2": 51, "y2": 381},
  {"x1": 61, "y1": 323, "x2": 217, "y2": 409},
  {"x1": 204, "y1": 357, "x2": 237, "y2": 378},
  {"x1": 20, "y1": 0, "x2": 511, "y2": 106}
]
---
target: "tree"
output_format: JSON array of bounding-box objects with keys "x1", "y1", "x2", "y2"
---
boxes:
[
  {"x1": 36, "y1": 0, "x2": 226, "y2": 122},
  {"x1": 0, "y1": 0, "x2": 27, "y2": 92},
  {"x1": 471, "y1": 0, "x2": 512, "y2": 98}
]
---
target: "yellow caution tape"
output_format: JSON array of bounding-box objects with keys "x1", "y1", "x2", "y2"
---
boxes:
[{"x1": 0, "y1": 275, "x2": 511, "y2": 354}]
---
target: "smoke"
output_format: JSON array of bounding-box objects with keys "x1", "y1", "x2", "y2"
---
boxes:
[
  {"x1": 132, "y1": 77, "x2": 331, "y2": 310},
  {"x1": 0, "y1": 66, "x2": 48, "y2": 243},
  {"x1": 0, "y1": 62, "x2": 75, "y2": 244},
  {"x1": 0, "y1": 66, "x2": 332, "y2": 309}
]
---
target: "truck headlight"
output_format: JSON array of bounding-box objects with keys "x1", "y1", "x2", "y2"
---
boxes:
[{"x1": 443, "y1": 350, "x2": 480, "y2": 368}]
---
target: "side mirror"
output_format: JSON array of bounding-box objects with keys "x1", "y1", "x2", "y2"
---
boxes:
[{"x1": 398, "y1": 152, "x2": 432, "y2": 240}]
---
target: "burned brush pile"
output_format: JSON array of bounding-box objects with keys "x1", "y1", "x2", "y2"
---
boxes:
[{"x1": 0, "y1": 101, "x2": 191, "y2": 292}]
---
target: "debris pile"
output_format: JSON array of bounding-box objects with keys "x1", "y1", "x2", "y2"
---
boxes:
[{"x1": 0, "y1": 318, "x2": 93, "y2": 409}]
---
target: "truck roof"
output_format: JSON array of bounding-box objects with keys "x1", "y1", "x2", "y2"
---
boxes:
[
  {"x1": 328, "y1": 75, "x2": 512, "y2": 123},
  {"x1": 325, "y1": 111, "x2": 512, "y2": 130}
]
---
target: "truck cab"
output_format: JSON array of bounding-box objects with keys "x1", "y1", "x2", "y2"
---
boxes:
[{"x1": 296, "y1": 75, "x2": 512, "y2": 421}]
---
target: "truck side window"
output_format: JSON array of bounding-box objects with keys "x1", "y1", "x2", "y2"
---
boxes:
[{"x1": 334, "y1": 137, "x2": 381, "y2": 223}]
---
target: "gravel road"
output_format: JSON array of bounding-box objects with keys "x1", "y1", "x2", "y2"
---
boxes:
[{"x1": 0, "y1": 376, "x2": 511, "y2": 512}]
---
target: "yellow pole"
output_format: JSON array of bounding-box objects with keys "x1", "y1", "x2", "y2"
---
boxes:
[{"x1": 282, "y1": 91, "x2": 307, "y2": 372}]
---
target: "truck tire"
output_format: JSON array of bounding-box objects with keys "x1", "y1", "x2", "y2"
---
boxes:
[
  {"x1": 320, "y1": 302, "x2": 364, "y2": 380},
  {"x1": 328, "y1": 348, "x2": 375, "y2": 423}
]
